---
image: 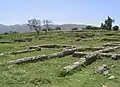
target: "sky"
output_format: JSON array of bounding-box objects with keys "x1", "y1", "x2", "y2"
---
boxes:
[{"x1": 0, "y1": 0, "x2": 120, "y2": 26}]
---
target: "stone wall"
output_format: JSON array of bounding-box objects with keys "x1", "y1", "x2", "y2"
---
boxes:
[
  {"x1": 0, "y1": 41, "x2": 13, "y2": 44},
  {"x1": 7, "y1": 48, "x2": 78, "y2": 64},
  {"x1": 0, "y1": 48, "x2": 41, "y2": 56},
  {"x1": 73, "y1": 51, "x2": 120, "y2": 60},
  {"x1": 103, "y1": 42, "x2": 120, "y2": 47},
  {"x1": 59, "y1": 46, "x2": 120, "y2": 76},
  {"x1": 28, "y1": 44, "x2": 76, "y2": 49}
]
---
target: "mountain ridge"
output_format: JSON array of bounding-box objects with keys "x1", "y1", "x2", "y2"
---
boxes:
[{"x1": 0, "y1": 24, "x2": 87, "y2": 33}]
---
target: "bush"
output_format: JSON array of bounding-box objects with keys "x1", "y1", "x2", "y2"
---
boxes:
[
  {"x1": 14, "y1": 38, "x2": 32, "y2": 43},
  {"x1": 25, "y1": 38, "x2": 32, "y2": 42},
  {"x1": 10, "y1": 31, "x2": 19, "y2": 34},
  {"x1": 55, "y1": 26, "x2": 61, "y2": 30},
  {"x1": 72, "y1": 28, "x2": 78, "y2": 30},
  {"x1": 85, "y1": 25, "x2": 100, "y2": 30},
  {"x1": 4, "y1": 32, "x2": 9, "y2": 34},
  {"x1": 75, "y1": 38, "x2": 81, "y2": 41},
  {"x1": 0, "y1": 36, "x2": 3, "y2": 39},
  {"x1": 14, "y1": 39, "x2": 26, "y2": 43},
  {"x1": 113, "y1": 26, "x2": 119, "y2": 31}
]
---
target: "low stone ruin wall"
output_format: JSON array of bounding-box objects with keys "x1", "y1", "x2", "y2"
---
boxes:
[
  {"x1": 77, "y1": 46, "x2": 104, "y2": 52},
  {"x1": 8, "y1": 54, "x2": 48, "y2": 64},
  {"x1": 99, "y1": 53, "x2": 120, "y2": 60},
  {"x1": 59, "y1": 46, "x2": 120, "y2": 76},
  {"x1": 103, "y1": 44, "x2": 120, "y2": 47},
  {"x1": 14, "y1": 38, "x2": 32, "y2": 43},
  {"x1": 0, "y1": 41, "x2": 13, "y2": 44},
  {"x1": 0, "y1": 48, "x2": 41, "y2": 56},
  {"x1": 101, "y1": 38, "x2": 120, "y2": 42},
  {"x1": 0, "y1": 44, "x2": 76, "y2": 56},
  {"x1": 73, "y1": 52, "x2": 90, "y2": 57},
  {"x1": 73, "y1": 52, "x2": 120, "y2": 60},
  {"x1": 7, "y1": 48, "x2": 77, "y2": 64},
  {"x1": 98, "y1": 46, "x2": 120, "y2": 53},
  {"x1": 59, "y1": 52, "x2": 98, "y2": 77},
  {"x1": 28, "y1": 44, "x2": 76, "y2": 49},
  {"x1": 102, "y1": 42, "x2": 120, "y2": 47}
]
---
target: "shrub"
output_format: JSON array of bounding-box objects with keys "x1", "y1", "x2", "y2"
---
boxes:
[
  {"x1": 55, "y1": 26, "x2": 61, "y2": 30},
  {"x1": 113, "y1": 25, "x2": 119, "y2": 31},
  {"x1": 0, "y1": 36, "x2": 3, "y2": 39},
  {"x1": 25, "y1": 38, "x2": 32, "y2": 42},
  {"x1": 72, "y1": 28, "x2": 78, "y2": 30},
  {"x1": 4, "y1": 32, "x2": 9, "y2": 34},
  {"x1": 85, "y1": 25, "x2": 100, "y2": 30}
]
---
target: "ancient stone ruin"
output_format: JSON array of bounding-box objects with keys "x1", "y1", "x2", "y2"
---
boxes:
[{"x1": 5, "y1": 42, "x2": 120, "y2": 77}]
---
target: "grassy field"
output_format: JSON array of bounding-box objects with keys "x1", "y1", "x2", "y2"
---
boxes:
[{"x1": 0, "y1": 30, "x2": 120, "y2": 87}]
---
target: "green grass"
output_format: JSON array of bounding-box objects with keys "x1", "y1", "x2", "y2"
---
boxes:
[
  {"x1": 0, "y1": 30, "x2": 120, "y2": 87},
  {"x1": 0, "y1": 56, "x2": 80, "y2": 87},
  {"x1": 1, "y1": 57, "x2": 120, "y2": 87}
]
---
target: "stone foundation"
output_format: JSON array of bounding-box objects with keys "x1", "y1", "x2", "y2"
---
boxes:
[
  {"x1": 59, "y1": 46, "x2": 120, "y2": 76},
  {"x1": 7, "y1": 48, "x2": 77, "y2": 64}
]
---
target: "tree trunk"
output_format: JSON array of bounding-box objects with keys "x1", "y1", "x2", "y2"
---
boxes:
[
  {"x1": 35, "y1": 28, "x2": 40, "y2": 35},
  {"x1": 37, "y1": 31, "x2": 40, "y2": 35}
]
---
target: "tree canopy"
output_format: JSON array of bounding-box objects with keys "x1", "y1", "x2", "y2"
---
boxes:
[
  {"x1": 101, "y1": 16, "x2": 115, "y2": 30},
  {"x1": 28, "y1": 18, "x2": 41, "y2": 35}
]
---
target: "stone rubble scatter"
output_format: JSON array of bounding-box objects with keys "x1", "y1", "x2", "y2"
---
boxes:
[{"x1": 96, "y1": 64, "x2": 109, "y2": 74}]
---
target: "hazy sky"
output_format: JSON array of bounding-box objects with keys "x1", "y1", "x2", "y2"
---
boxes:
[{"x1": 0, "y1": 0, "x2": 119, "y2": 26}]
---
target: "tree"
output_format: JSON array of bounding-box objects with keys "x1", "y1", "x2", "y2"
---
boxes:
[
  {"x1": 43, "y1": 20, "x2": 52, "y2": 34},
  {"x1": 100, "y1": 23, "x2": 105, "y2": 29},
  {"x1": 104, "y1": 16, "x2": 115, "y2": 30},
  {"x1": 10, "y1": 31, "x2": 18, "y2": 34},
  {"x1": 28, "y1": 18, "x2": 41, "y2": 35},
  {"x1": 113, "y1": 25, "x2": 119, "y2": 31},
  {"x1": 85, "y1": 25, "x2": 93, "y2": 29},
  {"x1": 55, "y1": 26, "x2": 61, "y2": 30},
  {"x1": 72, "y1": 28, "x2": 78, "y2": 30},
  {"x1": 4, "y1": 32, "x2": 9, "y2": 34}
]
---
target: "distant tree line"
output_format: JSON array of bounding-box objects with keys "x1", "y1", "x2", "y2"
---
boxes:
[
  {"x1": 3, "y1": 31, "x2": 19, "y2": 35},
  {"x1": 85, "y1": 25, "x2": 100, "y2": 30},
  {"x1": 27, "y1": 17, "x2": 119, "y2": 35}
]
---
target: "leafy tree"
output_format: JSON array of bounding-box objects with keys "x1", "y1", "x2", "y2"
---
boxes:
[
  {"x1": 113, "y1": 25, "x2": 119, "y2": 31},
  {"x1": 104, "y1": 16, "x2": 115, "y2": 30},
  {"x1": 55, "y1": 26, "x2": 61, "y2": 30},
  {"x1": 28, "y1": 18, "x2": 41, "y2": 35},
  {"x1": 100, "y1": 23, "x2": 106, "y2": 29},
  {"x1": 43, "y1": 20, "x2": 52, "y2": 34}
]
